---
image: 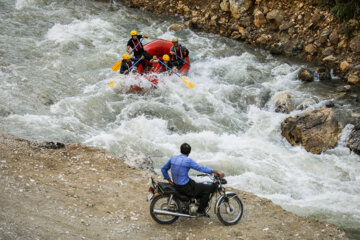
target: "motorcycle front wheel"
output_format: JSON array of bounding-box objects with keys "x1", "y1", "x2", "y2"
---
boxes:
[
  {"x1": 150, "y1": 195, "x2": 180, "y2": 224},
  {"x1": 216, "y1": 195, "x2": 243, "y2": 225}
]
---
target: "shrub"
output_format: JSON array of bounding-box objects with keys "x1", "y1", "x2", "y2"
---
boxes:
[{"x1": 318, "y1": 0, "x2": 360, "y2": 22}]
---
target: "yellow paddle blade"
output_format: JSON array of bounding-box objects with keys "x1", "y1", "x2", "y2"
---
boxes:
[
  {"x1": 112, "y1": 60, "x2": 122, "y2": 72},
  {"x1": 109, "y1": 80, "x2": 116, "y2": 87},
  {"x1": 180, "y1": 76, "x2": 194, "y2": 89}
]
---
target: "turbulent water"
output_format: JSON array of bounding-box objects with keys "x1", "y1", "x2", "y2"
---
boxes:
[{"x1": 1, "y1": 0, "x2": 359, "y2": 238}]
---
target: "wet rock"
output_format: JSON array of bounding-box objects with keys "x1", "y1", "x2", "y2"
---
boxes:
[
  {"x1": 231, "y1": 31, "x2": 241, "y2": 39},
  {"x1": 316, "y1": 67, "x2": 331, "y2": 81},
  {"x1": 270, "y1": 92, "x2": 292, "y2": 114},
  {"x1": 347, "y1": 124, "x2": 360, "y2": 155},
  {"x1": 340, "y1": 61, "x2": 350, "y2": 72},
  {"x1": 325, "y1": 101, "x2": 335, "y2": 108},
  {"x1": 281, "y1": 108, "x2": 342, "y2": 154},
  {"x1": 350, "y1": 36, "x2": 360, "y2": 53},
  {"x1": 168, "y1": 24, "x2": 186, "y2": 31},
  {"x1": 298, "y1": 68, "x2": 314, "y2": 82},
  {"x1": 122, "y1": 152, "x2": 154, "y2": 172},
  {"x1": 254, "y1": 9, "x2": 266, "y2": 28},
  {"x1": 348, "y1": 74, "x2": 360, "y2": 85},
  {"x1": 270, "y1": 43, "x2": 284, "y2": 55},
  {"x1": 336, "y1": 85, "x2": 351, "y2": 92},
  {"x1": 296, "y1": 98, "x2": 317, "y2": 111}
]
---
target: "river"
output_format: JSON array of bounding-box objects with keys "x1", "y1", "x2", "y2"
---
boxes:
[{"x1": 0, "y1": 0, "x2": 359, "y2": 238}]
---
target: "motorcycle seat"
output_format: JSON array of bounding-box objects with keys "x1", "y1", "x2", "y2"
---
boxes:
[{"x1": 158, "y1": 182, "x2": 190, "y2": 201}]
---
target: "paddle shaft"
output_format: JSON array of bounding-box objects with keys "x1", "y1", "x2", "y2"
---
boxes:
[
  {"x1": 130, "y1": 38, "x2": 144, "y2": 53},
  {"x1": 174, "y1": 53, "x2": 190, "y2": 66},
  {"x1": 157, "y1": 59, "x2": 180, "y2": 77}
]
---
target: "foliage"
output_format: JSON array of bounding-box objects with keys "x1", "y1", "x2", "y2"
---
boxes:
[{"x1": 318, "y1": 0, "x2": 360, "y2": 22}]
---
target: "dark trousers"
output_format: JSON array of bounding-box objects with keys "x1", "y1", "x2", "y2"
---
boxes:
[
  {"x1": 175, "y1": 179, "x2": 214, "y2": 212},
  {"x1": 171, "y1": 59, "x2": 184, "y2": 70},
  {"x1": 134, "y1": 50, "x2": 153, "y2": 70}
]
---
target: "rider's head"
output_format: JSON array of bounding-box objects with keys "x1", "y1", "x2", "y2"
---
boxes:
[{"x1": 180, "y1": 143, "x2": 191, "y2": 155}]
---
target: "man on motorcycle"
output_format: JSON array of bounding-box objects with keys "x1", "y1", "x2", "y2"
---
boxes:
[{"x1": 161, "y1": 143, "x2": 224, "y2": 216}]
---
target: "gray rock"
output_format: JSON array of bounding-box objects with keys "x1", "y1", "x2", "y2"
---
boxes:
[
  {"x1": 347, "y1": 124, "x2": 360, "y2": 155},
  {"x1": 122, "y1": 152, "x2": 154, "y2": 171},
  {"x1": 350, "y1": 36, "x2": 360, "y2": 53},
  {"x1": 270, "y1": 92, "x2": 292, "y2": 114}
]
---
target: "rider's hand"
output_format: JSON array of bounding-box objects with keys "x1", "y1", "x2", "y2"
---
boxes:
[
  {"x1": 213, "y1": 170, "x2": 224, "y2": 179},
  {"x1": 168, "y1": 179, "x2": 175, "y2": 186}
]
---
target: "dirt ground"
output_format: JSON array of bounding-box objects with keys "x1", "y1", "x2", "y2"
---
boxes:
[{"x1": 0, "y1": 132, "x2": 347, "y2": 239}]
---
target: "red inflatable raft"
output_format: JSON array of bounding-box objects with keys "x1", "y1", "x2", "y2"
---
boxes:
[{"x1": 130, "y1": 39, "x2": 190, "y2": 91}]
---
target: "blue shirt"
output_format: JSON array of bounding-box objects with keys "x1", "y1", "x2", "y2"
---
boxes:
[{"x1": 161, "y1": 154, "x2": 213, "y2": 185}]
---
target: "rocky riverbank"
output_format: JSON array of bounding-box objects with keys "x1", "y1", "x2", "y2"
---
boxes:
[
  {"x1": 0, "y1": 131, "x2": 348, "y2": 239},
  {"x1": 119, "y1": 0, "x2": 360, "y2": 88}
]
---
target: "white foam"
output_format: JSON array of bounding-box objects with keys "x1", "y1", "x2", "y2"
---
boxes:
[{"x1": 45, "y1": 18, "x2": 114, "y2": 45}]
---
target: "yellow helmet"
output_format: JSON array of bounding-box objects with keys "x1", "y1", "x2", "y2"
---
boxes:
[
  {"x1": 123, "y1": 54, "x2": 131, "y2": 60},
  {"x1": 172, "y1": 37, "x2": 178, "y2": 43},
  {"x1": 130, "y1": 30, "x2": 137, "y2": 36},
  {"x1": 163, "y1": 54, "x2": 170, "y2": 61}
]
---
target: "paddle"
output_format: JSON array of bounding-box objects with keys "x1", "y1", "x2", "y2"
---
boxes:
[
  {"x1": 174, "y1": 53, "x2": 191, "y2": 67},
  {"x1": 111, "y1": 38, "x2": 144, "y2": 72},
  {"x1": 109, "y1": 58, "x2": 142, "y2": 87},
  {"x1": 157, "y1": 59, "x2": 194, "y2": 89}
]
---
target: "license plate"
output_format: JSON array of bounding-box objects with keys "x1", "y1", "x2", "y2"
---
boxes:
[{"x1": 146, "y1": 193, "x2": 153, "y2": 202}]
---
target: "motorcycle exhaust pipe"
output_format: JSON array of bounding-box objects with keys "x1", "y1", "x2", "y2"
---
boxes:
[{"x1": 153, "y1": 209, "x2": 196, "y2": 218}]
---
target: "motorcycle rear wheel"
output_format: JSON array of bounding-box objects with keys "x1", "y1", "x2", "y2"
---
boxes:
[
  {"x1": 216, "y1": 195, "x2": 243, "y2": 226},
  {"x1": 150, "y1": 195, "x2": 180, "y2": 224}
]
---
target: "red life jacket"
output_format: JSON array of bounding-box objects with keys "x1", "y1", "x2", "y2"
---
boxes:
[{"x1": 132, "y1": 39, "x2": 143, "y2": 52}]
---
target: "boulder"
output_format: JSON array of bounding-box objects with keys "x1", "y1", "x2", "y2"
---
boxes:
[
  {"x1": 347, "y1": 124, "x2": 360, "y2": 155},
  {"x1": 298, "y1": 68, "x2": 314, "y2": 82},
  {"x1": 350, "y1": 36, "x2": 360, "y2": 53},
  {"x1": 340, "y1": 61, "x2": 350, "y2": 72},
  {"x1": 281, "y1": 108, "x2": 341, "y2": 154},
  {"x1": 229, "y1": 0, "x2": 252, "y2": 19},
  {"x1": 322, "y1": 46, "x2": 334, "y2": 56},
  {"x1": 304, "y1": 44, "x2": 317, "y2": 55},
  {"x1": 319, "y1": 30, "x2": 331, "y2": 44},
  {"x1": 316, "y1": 67, "x2": 331, "y2": 81},
  {"x1": 348, "y1": 74, "x2": 360, "y2": 85},
  {"x1": 270, "y1": 92, "x2": 292, "y2": 114},
  {"x1": 254, "y1": 9, "x2": 266, "y2": 28},
  {"x1": 168, "y1": 24, "x2": 186, "y2": 31},
  {"x1": 220, "y1": 0, "x2": 230, "y2": 12},
  {"x1": 122, "y1": 152, "x2": 154, "y2": 171},
  {"x1": 329, "y1": 31, "x2": 339, "y2": 45},
  {"x1": 296, "y1": 98, "x2": 317, "y2": 110},
  {"x1": 266, "y1": 10, "x2": 284, "y2": 28}
]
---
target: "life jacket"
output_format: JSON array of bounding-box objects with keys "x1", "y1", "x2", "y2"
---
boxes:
[
  {"x1": 171, "y1": 45, "x2": 185, "y2": 60},
  {"x1": 131, "y1": 38, "x2": 143, "y2": 52}
]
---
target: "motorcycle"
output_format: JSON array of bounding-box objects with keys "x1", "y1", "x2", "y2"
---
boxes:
[{"x1": 146, "y1": 173, "x2": 243, "y2": 225}]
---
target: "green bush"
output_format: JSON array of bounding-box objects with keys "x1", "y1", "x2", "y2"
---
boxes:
[{"x1": 318, "y1": 0, "x2": 360, "y2": 22}]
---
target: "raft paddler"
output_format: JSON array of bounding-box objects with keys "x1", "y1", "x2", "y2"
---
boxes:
[
  {"x1": 151, "y1": 54, "x2": 178, "y2": 74},
  {"x1": 119, "y1": 54, "x2": 135, "y2": 74},
  {"x1": 169, "y1": 37, "x2": 189, "y2": 70},
  {"x1": 126, "y1": 30, "x2": 154, "y2": 71}
]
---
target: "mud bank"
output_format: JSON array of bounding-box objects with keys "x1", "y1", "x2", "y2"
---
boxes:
[
  {"x1": 120, "y1": 0, "x2": 360, "y2": 88},
  {"x1": 0, "y1": 132, "x2": 347, "y2": 239}
]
